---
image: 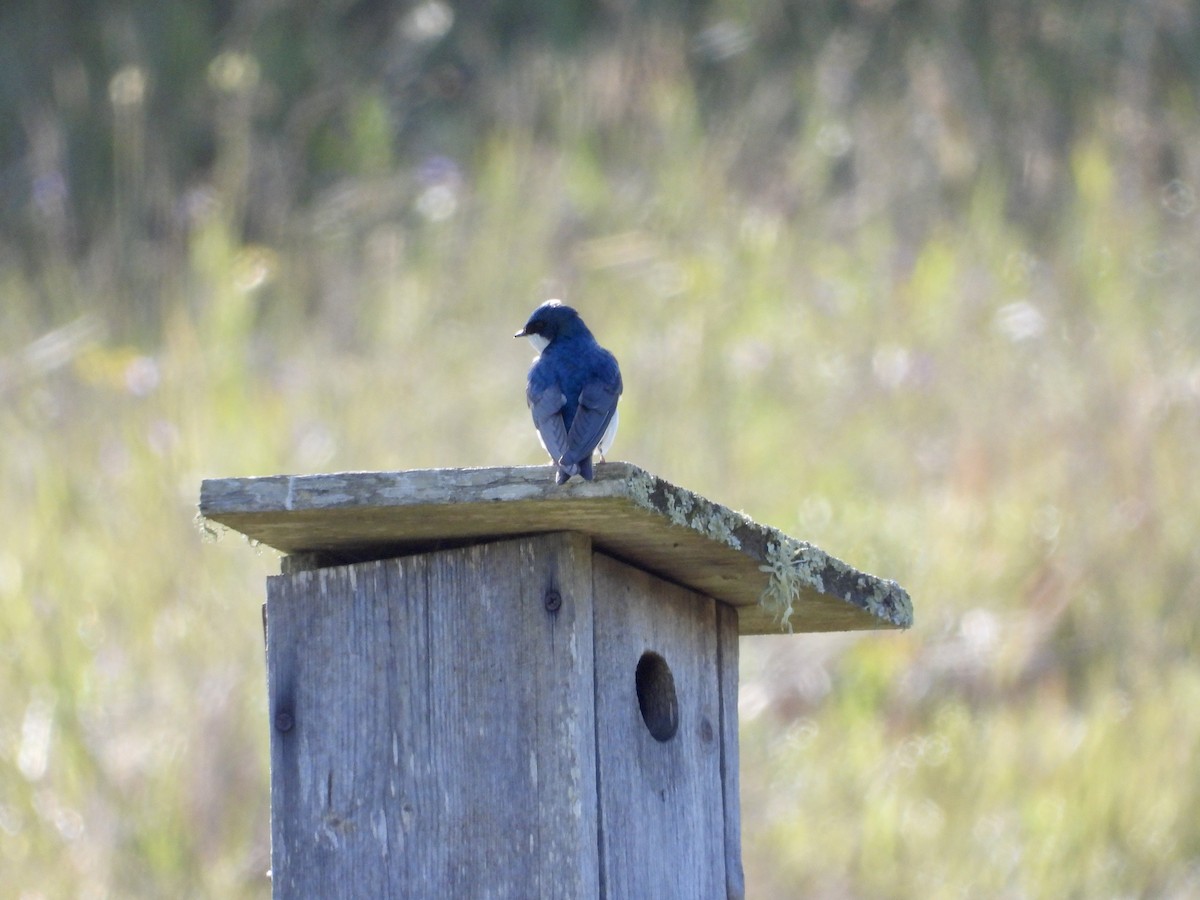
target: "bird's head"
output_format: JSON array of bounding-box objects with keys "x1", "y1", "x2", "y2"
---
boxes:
[{"x1": 514, "y1": 300, "x2": 588, "y2": 353}]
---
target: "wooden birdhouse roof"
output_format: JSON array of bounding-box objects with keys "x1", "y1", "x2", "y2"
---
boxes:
[{"x1": 199, "y1": 462, "x2": 912, "y2": 636}]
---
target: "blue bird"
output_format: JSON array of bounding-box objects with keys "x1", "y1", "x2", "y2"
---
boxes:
[{"x1": 515, "y1": 300, "x2": 623, "y2": 484}]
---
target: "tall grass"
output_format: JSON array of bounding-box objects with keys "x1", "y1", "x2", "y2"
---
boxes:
[{"x1": 2, "y1": 25, "x2": 1199, "y2": 897}]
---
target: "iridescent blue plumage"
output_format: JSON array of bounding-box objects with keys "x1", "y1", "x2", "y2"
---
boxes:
[{"x1": 515, "y1": 300, "x2": 622, "y2": 484}]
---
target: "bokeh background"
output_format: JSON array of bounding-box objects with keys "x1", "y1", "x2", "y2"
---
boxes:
[{"x1": 3, "y1": 1, "x2": 1199, "y2": 896}]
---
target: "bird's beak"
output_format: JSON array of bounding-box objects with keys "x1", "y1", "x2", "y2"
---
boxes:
[{"x1": 513, "y1": 328, "x2": 527, "y2": 338}]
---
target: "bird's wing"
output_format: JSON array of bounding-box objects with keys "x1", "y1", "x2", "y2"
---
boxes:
[
  {"x1": 561, "y1": 378, "x2": 621, "y2": 466},
  {"x1": 527, "y1": 383, "x2": 570, "y2": 465}
]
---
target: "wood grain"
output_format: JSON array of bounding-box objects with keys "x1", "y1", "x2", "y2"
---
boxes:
[
  {"x1": 716, "y1": 600, "x2": 745, "y2": 900},
  {"x1": 591, "y1": 553, "x2": 734, "y2": 898},
  {"x1": 203, "y1": 463, "x2": 912, "y2": 636},
  {"x1": 265, "y1": 532, "x2": 598, "y2": 898}
]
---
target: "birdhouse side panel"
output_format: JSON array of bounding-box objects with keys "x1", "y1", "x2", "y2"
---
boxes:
[
  {"x1": 265, "y1": 532, "x2": 599, "y2": 898},
  {"x1": 591, "y1": 552, "x2": 739, "y2": 898}
]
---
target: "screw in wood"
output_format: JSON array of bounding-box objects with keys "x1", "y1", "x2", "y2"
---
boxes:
[{"x1": 544, "y1": 589, "x2": 562, "y2": 612}]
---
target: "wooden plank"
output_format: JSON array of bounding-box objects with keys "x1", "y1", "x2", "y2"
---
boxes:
[
  {"x1": 202, "y1": 463, "x2": 912, "y2": 636},
  {"x1": 591, "y1": 552, "x2": 729, "y2": 898},
  {"x1": 717, "y1": 600, "x2": 745, "y2": 900},
  {"x1": 266, "y1": 532, "x2": 598, "y2": 898}
]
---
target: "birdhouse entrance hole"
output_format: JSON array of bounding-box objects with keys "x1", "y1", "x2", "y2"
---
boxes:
[{"x1": 635, "y1": 651, "x2": 679, "y2": 742}]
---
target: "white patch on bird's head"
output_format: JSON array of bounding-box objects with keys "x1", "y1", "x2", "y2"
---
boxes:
[{"x1": 525, "y1": 334, "x2": 550, "y2": 354}]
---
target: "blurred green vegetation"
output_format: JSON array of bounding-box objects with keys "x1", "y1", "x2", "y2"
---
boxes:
[{"x1": 2, "y1": 2, "x2": 1199, "y2": 896}]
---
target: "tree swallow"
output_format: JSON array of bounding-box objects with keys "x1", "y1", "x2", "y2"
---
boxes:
[{"x1": 515, "y1": 300, "x2": 623, "y2": 484}]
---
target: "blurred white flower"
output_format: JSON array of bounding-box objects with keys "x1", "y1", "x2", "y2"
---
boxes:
[
  {"x1": 403, "y1": 2, "x2": 454, "y2": 42},
  {"x1": 993, "y1": 300, "x2": 1045, "y2": 342}
]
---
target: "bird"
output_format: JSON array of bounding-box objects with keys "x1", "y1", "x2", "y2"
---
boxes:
[{"x1": 515, "y1": 300, "x2": 623, "y2": 484}]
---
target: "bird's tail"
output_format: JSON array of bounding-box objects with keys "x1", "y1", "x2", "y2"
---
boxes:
[{"x1": 554, "y1": 456, "x2": 595, "y2": 483}]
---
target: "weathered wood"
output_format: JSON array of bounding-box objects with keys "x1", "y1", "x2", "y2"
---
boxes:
[
  {"x1": 203, "y1": 464, "x2": 917, "y2": 898},
  {"x1": 201, "y1": 463, "x2": 912, "y2": 635},
  {"x1": 717, "y1": 600, "x2": 745, "y2": 900},
  {"x1": 265, "y1": 532, "x2": 598, "y2": 898},
  {"x1": 591, "y1": 553, "x2": 733, "y2": 898}
]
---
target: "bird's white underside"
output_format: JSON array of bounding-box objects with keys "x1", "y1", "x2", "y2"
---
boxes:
[{"x1": 597, "y1": 409, "x2": 618, "y2": 459}]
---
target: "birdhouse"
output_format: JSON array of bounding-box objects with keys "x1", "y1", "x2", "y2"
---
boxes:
[{"x1": 200, "y1": 463, "x2": 911, "y2": 899}]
